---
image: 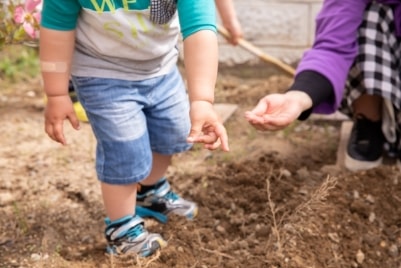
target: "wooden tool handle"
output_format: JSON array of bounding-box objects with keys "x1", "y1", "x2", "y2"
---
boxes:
[{"x1": 217, "y1": 25, "x2": 295, "y2": 77}]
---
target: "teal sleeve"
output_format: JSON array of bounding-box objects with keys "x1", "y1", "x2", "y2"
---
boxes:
[
  {"x1": 41, "y1": 0, "x2": 81, "y2": 30},
  {"x1": 177, "y1": 0, "x2": 217, "y2": 39}
]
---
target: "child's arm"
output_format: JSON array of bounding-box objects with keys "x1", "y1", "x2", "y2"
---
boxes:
[
  {"x1": 183, "y1": 30, "x2": 217, "y2": 107},
  {"x1": 39, "y1": 0, "x2": 81, "y2": 145},
  {"x1": 183, "y1": 29, "x2": 229, "y2": 151},
  {"x1": 215, "y1": 0, "x2": 243, "y2": 45},
  {"x1": 40, "y1": 27, "x2": 80, "y2": 145}
]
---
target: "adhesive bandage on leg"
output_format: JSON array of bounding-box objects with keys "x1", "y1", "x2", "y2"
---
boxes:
[{"x1": 40, "y1": 61, "x2": 68, "y2": 73}]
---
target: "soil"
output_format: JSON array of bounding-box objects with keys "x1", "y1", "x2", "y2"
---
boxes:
[{"x1": 1, "y1": 66, "x2": 401, "y2": 268}]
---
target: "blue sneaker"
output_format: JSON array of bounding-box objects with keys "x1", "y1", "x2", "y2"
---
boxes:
[
  {"x1": 105, "y1": 215, "x2": 167, "y2": 257},
  {"x1": 136, "y1": 179, "x2": 198, "y2": 224}
]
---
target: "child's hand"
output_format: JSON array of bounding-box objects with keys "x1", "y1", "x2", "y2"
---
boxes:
[
  {"x1": 44, "y1": 95, "x2": 80, "y2": 145},
  {"x1": 187, "y1": 100, "x2": 229, "y2": 151},
  {"x1": 223, "y1": 19, "x2": 243, "y2": 45}
]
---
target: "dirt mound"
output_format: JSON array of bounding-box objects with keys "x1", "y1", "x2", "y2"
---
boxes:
[{"x1": 1, "y1": 71, "x2": 401, "y2": 268}]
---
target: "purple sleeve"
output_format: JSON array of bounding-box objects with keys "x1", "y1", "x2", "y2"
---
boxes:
[{"x1": 296, "y1": 0, "x2": 370, "y2": 114}]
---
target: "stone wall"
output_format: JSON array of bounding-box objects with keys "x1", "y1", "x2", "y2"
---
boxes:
[{"x1": 217, "y1": 0, "x2": 323, "y2": 67}]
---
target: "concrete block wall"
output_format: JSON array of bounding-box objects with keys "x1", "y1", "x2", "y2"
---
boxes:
[{"x1": 217, "y1": 0, "x2": 323, "y2": 67}]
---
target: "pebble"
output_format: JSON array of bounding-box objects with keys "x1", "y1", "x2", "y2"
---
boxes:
[
  {"x1": 368, "y1": 212, "x2": 376, "y2": 223},
  {"x1": 26, "y1": 90, "x2": 36, "y2": 97},
  {"x1": 249, "y1": 213, "x2": 258, "y2": 220},
  {"x1": 216, "y1": 225, "x2": 226, "y2": 233},
  {"x1": 328, "y1": 232, "x2": 340, "y2": 243},
  {"x1": 0, "y1": 192, "x2": 15, "y2": 206},
  {"x1": 31, "y1": 253, "x2": 49, "y2": 261},
  {"x1": 389, "y1": 244, "x2": 399, "y2": 257},
  {"x1": 366, "y1": 194, "x2": 375, "y2": 204},
  {"x1": 280, "y1": 169, "x2": 291, "y2": 178},
  {"x1": 298, "y1": 188, "x2": 308, "y2": 195},
  {"x1": 31, "y1": 253, "x2": 41, "y2": 261},
  {"x1": 356, "y1": 249, "x2": 365, "y2": 264}
]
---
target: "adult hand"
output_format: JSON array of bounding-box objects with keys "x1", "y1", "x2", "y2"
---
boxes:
[
  {"x1": 187, "y1": 100, "x2": 229, "y2": 151},
  {"x1": 44, "y1": 95, "x2": 80, "y2": 145},
  {"x1": 244, "y1": 91, "x2": 312, "y2": 131}
]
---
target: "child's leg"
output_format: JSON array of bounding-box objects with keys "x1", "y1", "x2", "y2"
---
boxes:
[
  {"x1": 101, "y1": 153, "x2": 173, "y2": 221},
  {"x1": 140, "y1": 153, "x2": 172, "y2": 186},
  {"x1": 134, "y1": 67, "x2": 197, "y2": 222},
  {"x1": 101, "y1": 182, "x2": 167, "y2": 257},
  {"x1": 101, "y1": 182, "x2": 137, "y2": 221},
  {"x1": 71, "y1": 76, "x2": 168, "y2": 257}
]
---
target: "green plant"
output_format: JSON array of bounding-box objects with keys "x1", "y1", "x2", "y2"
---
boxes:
[
  {"x1": 12, "y1": 202, "x2": 29, "y2": 234},
  {"x1": 0, "y1": 45, "x2": 39, "y2": 81},
  {"x1": 0, "y1": 0, "x2": 41, "y2": 82}
]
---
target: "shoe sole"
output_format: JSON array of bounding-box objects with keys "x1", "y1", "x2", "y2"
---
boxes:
[
  {"x1": 344, "y1": 153, "x2": 382, "y2": 172},
  {"x1": 186, "y1": 206, "x2": 198, "y2": 220},
  {"x1": 141, "y1": 238, "x2": 168, "y2": 257},
  {"x1": 106, "y1": 237, "x2": 168, "y2": 257}
]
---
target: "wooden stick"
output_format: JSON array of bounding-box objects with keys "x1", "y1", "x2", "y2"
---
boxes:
[{"x1": 217, "y1": 25, "x2": 295, "y2": 77}]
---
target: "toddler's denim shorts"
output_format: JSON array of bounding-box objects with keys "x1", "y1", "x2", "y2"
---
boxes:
[{"x1": 71, "y1": 66, "x2": 192, "y2": 185}]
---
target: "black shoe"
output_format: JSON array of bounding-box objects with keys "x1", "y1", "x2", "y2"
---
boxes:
[{"x1": 345, "y1": 115, "x2": 384, "y2": 171}]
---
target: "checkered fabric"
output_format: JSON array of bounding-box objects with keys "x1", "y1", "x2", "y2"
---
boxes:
[
  {"x1": 339, "y1": 3, "x2": 401, "y2": 147},
  {"x1": 150, "y1": 0, "x2": 177, "y2": 24}
]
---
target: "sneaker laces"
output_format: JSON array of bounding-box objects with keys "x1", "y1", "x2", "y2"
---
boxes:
[
  {"x1": 164, "y1": 190, "x2": 179, "y2": 201},
  {"x1": 125, "y1": 223, "x2": 145, "y2": 241}
]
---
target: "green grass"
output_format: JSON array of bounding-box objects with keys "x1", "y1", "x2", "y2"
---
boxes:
[
  {"x1": 0, "y1": 45, "x2": 39, "y2": 83},
  {"x1": 12, "y1": 202, "x2": 29, "y2": 234}
]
